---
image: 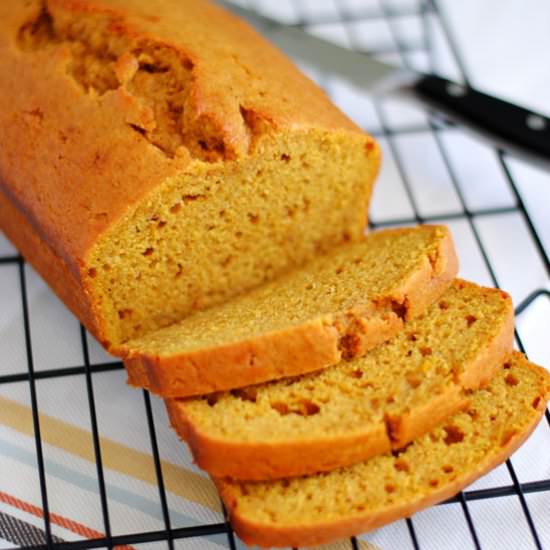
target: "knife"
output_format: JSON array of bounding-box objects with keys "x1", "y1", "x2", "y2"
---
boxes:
[{"x1": 220, "y1": 1, "x2": 550, "y2": 166}]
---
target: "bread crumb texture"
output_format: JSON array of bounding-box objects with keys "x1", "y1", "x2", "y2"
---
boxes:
[
  {"x1": 127, "y1": 226, "x2": 451, "y2": 356},
  {"x1": 218, "y1": 352, "x2": 550, "y2": 547},
  {"x1": 172, "y1": 279, "x2": 512, "y2": 478},
  {"x1": 3, "y1": 0, "x2": 379, "y2": 347}
]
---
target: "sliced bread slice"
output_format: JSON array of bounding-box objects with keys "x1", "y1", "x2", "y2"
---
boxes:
[
  {"x1": 217, "y1": 352, "x2": 550, "y2": 548},
  {"x1": 123, "y1": 225, "x2": 457, "y2": 397},
  {"x1": 167, "y1": 280, "x2": 514, "y2": 480}
]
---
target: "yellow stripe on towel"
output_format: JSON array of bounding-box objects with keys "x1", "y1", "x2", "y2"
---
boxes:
[{"x1": 0, "y1": 395, "x2": 220, "y2": 512}]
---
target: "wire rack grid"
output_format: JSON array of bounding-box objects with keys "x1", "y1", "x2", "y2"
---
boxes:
[{"x1": 0, "y1": 1, "x2": 549, "y2": 549}]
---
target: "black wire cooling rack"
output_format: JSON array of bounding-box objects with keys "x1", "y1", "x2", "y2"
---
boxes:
[{"x1": 0, "y1": 1, "x2": 549, "y2": 549}]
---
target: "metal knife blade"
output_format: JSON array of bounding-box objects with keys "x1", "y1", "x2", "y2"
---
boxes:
[
  {"x1": 219, "y1": 1, "x2": 550, "y2": 167},
  {"x1": 220, "y1": 1, "x2": 417, "y2": 94}
]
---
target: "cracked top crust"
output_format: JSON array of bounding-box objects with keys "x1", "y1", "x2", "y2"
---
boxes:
[{"x1": 0, "y1": 0, "x2": 363, "y2": 274}]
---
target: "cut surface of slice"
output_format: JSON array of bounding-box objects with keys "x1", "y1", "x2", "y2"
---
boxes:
[
  {"x1": 167, "y1": 280, "x2": 514, "y2": 479},
  {"x1": 217, "y1": 352, "x2": 550, "y2": 548},
  {"x1": 123, "y1": 225, "x2": 458, "y2": 397}
]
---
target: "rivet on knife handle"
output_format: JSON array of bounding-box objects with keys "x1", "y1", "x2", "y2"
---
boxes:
[{"x1": 413, "y1": 74, "x2": 550, "y2": 161}]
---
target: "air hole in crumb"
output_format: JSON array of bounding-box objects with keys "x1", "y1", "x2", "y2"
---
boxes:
[
  {"x1": 157, "y1": 220, "x2": 167, "y2": 228},
  {"x1": 439, "y1": 301, "x2": 449, "y2": 310},
  {"x1": 465, "y1": 314, "x2": 477, "y2": 327},
  {"x1": 175, "y1": 263, "x2": 183, "y2": 278},
  {"x1": 271, "y1": 402, "x2": 289, "y2": 415},
  {"x1": 221, "y1": 255, "x2": 233, "y2": 268},
  {"x1": 238, "y1": 483, "x2": 249, "y2": 496},
  {"x1": 386, "y1": 395, "x2": 395, "y2": 404},
  {"x1": 420, "y1": 347, "x2": 432, "y2": 357},
  {"x1": 505, "y1": 373, "x2": 519, "y2": 386},
  {"x1": 429, "y1": 479, "x2": 439, "y2": 487},
  {"x1": 532, "y1": 396, "x2": 542, "y2": 409},
  {"x1": 248, "y1": 213, "x2": 259, "y2": 224},
  {"x1": 503, "y1": 362, "x2": 512, "y2": 370},
  {"x1": 170, "y1": 203, "x2": 182, "y2": 214},
  {"x1": 390, "y1": 300, "x2": 407, "y2": 321},
  {"x1": 88, "y1": 268, "x2": 97, "y2": 278},
  {"x1": 443, "y1": 425, "x2": 465, "y2": 445},
  {"x1": 408, "y1": 333, "x2": 417, "y2": 342},
  {"x1": 305, "y1": 283, "x2": 314, "y2": 290},
  {"x1": 118, "y1": 308, "x2": 133, "y2": 319},
  {"x1": 391, "y1": 442, "x2": 412, "y2": 457},
  {"x1": 143, "y1": 247, "x2": 154, "y2": 256},
  {"x1": 280, "y1": 153, "x2": 290, "y2": 162},
  {"x1": 348, "y1": 369, "x2": 363, "y2": 379},
  {"x1": 182, "y1": 194, "x2": 204, "y2": 202},
  {"x1": 339, "y1": 333, "x2": 361, "y2": 360},
  {"x1": 335, "y1": 267, "x2": 344, "y2": 275},
  {"x1": 231, "y1": 387, "x2": 257, "y2": 403},
  {"x1": 271, "y1": 399, "x2": 320, "y2": 416},
  {"x1": 442, "y1": 465, "x2": 454, "y2": 474},
  {"x1": 296, "y1": 399, "x2": 320, "y2": 416},
  {"x1": 394, "y1": 459, "x2": 410, "y2": 472},
  {"x1": 489, "y1": 414, "x2": 497, "y2": 422},
  {"x1": 384, "y1": 484, "x2": 396, "y2": 494},
  {"x1": 405, "y1": 372, "x2": 421, "y2": 388},
  {"x1": 206, "y1": 394, "x2": 219, "y2": 407}
]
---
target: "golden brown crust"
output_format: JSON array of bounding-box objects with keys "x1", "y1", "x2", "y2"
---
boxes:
[
  {"x1": 388, "y1": 286, "x2": 514, "y2": 449},
  {"x1": 0, "y1": 0, "x2": 375, "y2": 349},
  {"x1": 0, "y1": 186, "x2": 109, "y2": 345},
  {"x1": 124, "y1": 227, "x2": 458, "y2": 397},
  {"x1": 458, "y1": 287, "x2": 515, "y2": 390},
  {"x1": 223, "y1": 412, "x2": 536, "y2": 548},
  {"x1": 385, "y1": 386, "x2": 469, "y2": 451},
  {"x1": 217, "y1": 356, "x2": 550, "y2": 547},
  {"x1": 127, "y1": 318, "x2": 342, "y2": 395},
  {"x1": 165, "y1": 281, "x2": 513, "y2": 481},
  {"x1": 166, "y1": 399, "x2": 392, "y2": 480}
]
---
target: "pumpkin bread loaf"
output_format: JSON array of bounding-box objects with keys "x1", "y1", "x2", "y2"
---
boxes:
[
  {"x1": 166, "y1": 279, "x2": 514, "y2": 479},
  {"x1": 0, "y1": 0, "x2": 379, "y2": 351},
  {"x1": 217, "y1": 352, "x2": 550, "y2": 548},
  {"x1": 123, "y1": 225, "x2": 457, "y2": 397}
]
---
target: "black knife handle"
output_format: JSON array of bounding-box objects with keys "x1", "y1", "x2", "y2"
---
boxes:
[{"x1": 414, "y1": 74, "x2": 550, "y2": 161}]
